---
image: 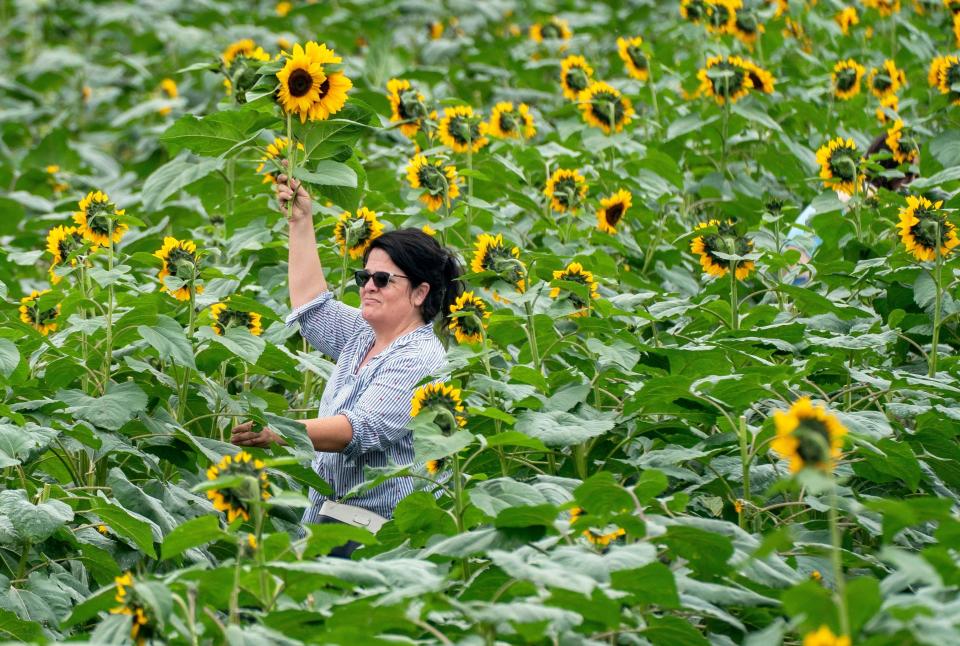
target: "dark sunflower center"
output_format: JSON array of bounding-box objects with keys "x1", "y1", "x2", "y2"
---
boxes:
[
  {"x1": 288, "y1": 68, "x2": 313, "y2": 97},
  {"x1": 455, "y1": 305, "x2": 484, "y2": 334},
  {"x1": 27, "y1": 303, "x2": 58, "y2": 325},
  {"x1": 709, "y1": 5, "x2": 731, "y2": 28},
  {"x1": 450, "y1": 115, "x2": 482, "y2": 144},
  {"x1": 553, "y1": 178, "x2": 580, "y2": 206},
  {"x1": 317, "y1": 76, "x2": 330, "y2": 99},
  {"x1": 872, "y1": 73, "x2": 892, "y2": 92},
  {"x1": 542, "y1": 23, "x2": 562, "y2": 39},
  {"x1": 418, "y1": 164, "x2": 448, "y2": 194},
  {"x1": 498, "y1": 110, "x2": 519, "y2": 133},
  {"x1": 836, "y1": 68, "x2": 858, "y2": 91},
  {"x1": 217, "y1": 308, "x2": 254, "y2": 331},
  {"x1": 736, "y1": 13, "x2": 758, "y2": 34},
  {"x1": 912, "y1": 211, "x2": 950, "y2": 250},
  {"x1": 795, "y1": 420, "x2": 832, "y2": 466},
  {"x1": 166, "y1": 247, "x2": 196, "y2": 278},
  {"x1": 590, "y1": 92, "x2": 626, "y2": 126},
  {"x1": 566, "y1": 67, "x2": 589, "y2": 92},
  {"x1": 685, "y1": 0, "x2": 705, "y2": 20},
  {"x1": 829, "y1": 151, "x2": 858, "y2": 181},
  {"x1": 709, "y1": 63, "x2": 747, "y2": 97},
  {"x1": 627, "y1": 46, "x2": 647, "y2": 70},
  {"x1": 604, "y1": 202, "x2": 625, "y2": 226}
]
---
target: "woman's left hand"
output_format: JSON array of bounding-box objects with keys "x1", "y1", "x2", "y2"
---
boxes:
[{"x1": 231, "y1": 421, "x2": 284, "y2": 447}]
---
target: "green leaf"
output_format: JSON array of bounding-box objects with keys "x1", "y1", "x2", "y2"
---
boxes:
[
  {"x1": 160, "y1": 515, "x2": 229, "y2": 560},
  {"x1": 634, "y1": 470, "x2": 669, "y2": 504},
  {"x1": 0, "y1": 608, "x2": 42, "y2": 641},
  {"x1": 0, "y1": 339, "x2": 20, "y2": 379},
  {"x1": 610, "y1": 562, "x2": 680, "y2": 608},
  {"x1": 494, "y1": 504, "x2": 558, "y2": 528},
  {"x1": 270, "y1": 461, "x2": 333, "y2": 497},
  {"x1": 0, "y1": 490, "x2": 74, "y2": 542},
  {"x1": 197, "y1": 325, "x2": 265, "y2": 364},
  {"x1": 913, "y1": 271, "x2": 937, "y2": 313},
  {"x1": 658, "y1": 525, "x2": 733, "y2": 577},
  {"x1": 865, "y1": 497, "x2": 952, "y2": 543},
  {"x1": 159, "y1": 110, "x2": 267, "y2": 157},
  {"x1": 86, "y1": 499, "x2": 158, "y2": 558},
  {"x1": 643, "y1": 615, "x2": 710, "y2": 646},
  {"x1": 57, "y1": 381, "x2": 148, "y2": 431},
  {"x1": 781, "y1": 580, "x2": 837, "y2": 634},
  {"x1": 732, "y1": 103, "x2": 782, "y2": 132},
  {"x1": 574, "y1": 472, "x2": 633, "y2": 516},
  {"x1": 393, "y1": 491, "x2": 457, "y2": 546},
  {"x1": 137, "y1": 315, "x2": 197, "y2": 369},
  {"x1": 141, "y1": 154, "x2": 225, "y2": 211},
  {"x1": 293, "y1": 160, "x2": 358, "y2": 188},
  {"x1": 847, "y1": 577, "x2": 882, "y2": 635},
  {"x1": 515, "y1": 410, "x2": 615, "y2": 447}
]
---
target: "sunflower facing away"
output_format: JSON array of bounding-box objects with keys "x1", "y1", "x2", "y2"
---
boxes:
[
  {"x1": 550, "y1": 262, "x2": 599, "y2": 316},
  {"x1": 569, "y1": 506, "x2": 625, "y2": 547},
  {"x1": 834, "y1": 7, "x2": 859, "y2": 35},
  {"x1": 617, "y1": 36, "x2": 649, "y2": 81},
  {"x1": 276, "y1": 42, "x2": 351, "y2": 123},
  {"x1": 221, "y1": 39, "x2": 270, "y2": 97},
  {"x1": 110, "y1": 572, "x2": 154, "y2": 646},
  {"x1": 488, "y1": 102, "x2": 536, "y2": 139},
  {"x1": 885, "y1": 119, "x2": 919, "y2": 165},
  {"x1": 448, "y1": 291, "x2": 491, "y2": 344},
  {"x1": 931, "y1": 55, "x2": 960, "y2": 105},
  {"x1": 386, "y1": 78, "x2": 428, "y2": 137},
  {"x1": 596, "y1": 189, "x2": 633, "y2": 234},
  {"x1": 334, "y1": 207, "x2": 384, "y2": 259},
  {"x1": 771, "y1": 397, "x2": 847, "y2": 473},
  {"x1": 19, "y1": 290, "x2": 60, "y2": 336},
  {"x1": 207, "y1": 451, "x2": 271, "y2": 523},
  {"x1": 875, "y1": 93, "x2": 900, "y2": 124},
  {"x1": 680, "y1": 0, "x2": 707, "y2": 23},
  {"x1": 732, "y1": 8, "x2": 765, "y2": 48},
  {"x1": 438, "y1": 105, "x2": 489, "y2": 153},
  {"x1": 816, "y1": 137, "x2": 863, "y2": 195},
  {"x1": 210, "y1": 301, "x2": 263, "y2": 336},
  {"x1": 406, "y1": 155, "x2": 461, "y2": 212},
  {"x1": 544, "y1": 168, "x2": 588, "y2": 213},
  {"x1": 897, "y1": 195, "x2": 959, "y2": 262},
  {"x1": 802, "y1": 625, "x2": 851, "y2": 646},
  {"x1": 410, "y1": 382, "x2": 466, "y2": 434},
  {"x1": 529, "y1": 16, "x2": 572, "y2": 43},
  {"x1": 471, "y1": 233, "x2": 526, "y2": 293},
  {"x1": 257, "y1": 137, "x2": 304, "y2": 183},
  {"x1": 578, "y1": 81, "x2": 634, "y2": 134},
  {"x1": 560, "y1": 55, "x2": 594, "y2": 100},
  {"x1": 689, "y1": 219, "x2": 756, "y2": 280},
  {"x1": 222, "y1": 39, "x2": 270, "y2": 68},
  {"x1": 697, "y1": 55, "x2": 754, "y2": 104},
  {"x1": 73, "y1": 191, "x2": 128, "y2": 248},
  {"x1": 46, "y1": 225, "x2": 86, "y2": 285},
  {"x1": 704, "y1": 0, "x2": 740, "y2": 35},
  {"x1": 154, "y1": 237, "x2": 203, "y2": 301},
  {"x1": 868, "y1": 59, "x2": 907, "y2": 99},
  {"x1": 832, "y1": 59, "x2": 866, "y2": 100}
]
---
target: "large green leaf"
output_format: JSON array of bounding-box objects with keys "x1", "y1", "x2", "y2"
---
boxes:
[
  {"x1": 0, "y1": 490, "x2": 74, "y2": 542},
  {"x1": 159, "y1": 110, "x2": 270, "y2": 157},
  {"x1": 141, "y1": 154, "x2": 225, "y2": 211},
  {"x1": 515, "y1": 409, "x2": 615, "y2": 447},
  {"x1": 137, "y1": 315, "x2": 197, "y2": 369},
  {"x1": 85, "y1": 499, "x2": 158, "y2": 558},
  {"x1": 57, "y1": 381, "x2": 148, "y2": 431}
]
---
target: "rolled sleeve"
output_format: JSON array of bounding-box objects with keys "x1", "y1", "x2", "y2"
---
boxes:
[{"x1": 285, "y1": 291, "x2": 367, "y2": 361}]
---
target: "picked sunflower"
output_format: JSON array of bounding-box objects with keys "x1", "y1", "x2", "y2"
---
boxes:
[
  {"x1": 578, "y1": 81, "x2": 634, "y2": 134},
  {"x1": 529, "y1": 16, "x2": 572, "y2": 43},
  {"x1": 867, "y1": 59, "x2": 907, "y2": 99},
  {"x1": 816, "y1": 137, "x2": 863, "y2": 195},
  {"x1": 334, "y1": 207, "x2": 384, "y2": 259},
  {"x1": 410, "y1": 382, "x2": 466, "y2": 435},
  {"x1": 73, "y1": 191, "x2": 128, "y2": 248},
  {"x1": 680, "y1": 0, "x2": 707, "y2": 23},
  {"x1": 569, "y1": 506, "x2": 626, "y2": 547},
  {"x1": 697, "y1": 55, "x2": 754, "y2": 104},
  {"x1": 488, "y1": 102, "x2": 536, "y2": 139},
  {"x1": 550, "y1": 262, "x2": 599, "y2": 316},
  {"x1": 617, "y1": 36, "x2": 649, "y2": 81},
  {"x1": 154, "y1": 237, "x2": 203, "y2": 301},
  {"x1": 771, "y1": 397, "x2": 847, "y2": 473},
  {"x1": 406, "y1": 154, "x2": 460, "y2": 212},
  {"x1": 834, "y1": 6, "x2": 859, "y2": 35},
  {"x1": 689, "y1": 219, "x2": 756, "y2": 280},
  {"x1": 704, "y1": 0, "x2": 740, "y2": 35},
  {"x1": 471, "y1": 233, "x2": 526, "y2": 293},
  {"x1": 884, "y1": 119, "x2": 920, "y2": 165},
  {"x1": 438, "y1": 105, "x2": 489, "y2": 153},
  {"x1": 46, "y1": 225, "x2": 86, "y2": 285},
  {"x1": 278, "y1": 42, "x2": 352, "y2": 123},
  {"x1": 802, "y1": 625, "x2": 851, "y2": 646},
  {"x1": 386, "y1": 78, "x2": 428, "y2": 137},
  {"x1": 544, "y1": 168, "x2": 588, "y2": 213},
  {"x1": 560, "y1": 55, "x2": 594, "y2": 100},
  {"x1": 448, "y1": 291, "x2": 491, "y2": 344},
  {"x1": 210, "y1": 300, "x2": 263, "y2": 336},
  {"x1": 897, "y1": 195, "x2": 959, "y2": 262},
  {"x1": 207, "y1": 451, "x2": 271, "y2": 522},
  {"x1": 110, "y1": 572, "x2": 154, "y2": 646},
  {"x1": 831, "y1": 59, "x2": 866, "y2": 100},
  {"x1": 19, "y1": 290, "x2": 60, "y2": 336},
  {"x1": 256, "y1": 137, "x2": 304, "y2": 183},
  {"x1": 596, "y1": 189, "x2": 633, "y2": 234}
]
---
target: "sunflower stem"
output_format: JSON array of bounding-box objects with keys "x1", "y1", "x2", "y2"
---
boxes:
[
  {"x1": 648, "y1": 63, "x2": 660, "y2": 130},
  {"x1": 228, "y1": 534, "x2": 243, "y2": 625},
  {"x1": 729, "y1": 261, "x2": 739, "y2": 331},
  {"x1": 101, "y1": 228, "x2": 116, "y2": 393},
  {"x1": 285, "y1": 112, "x2": 297, "y2": 221},
  {"x1": 466, "y1": 145, "x2": 474, "y2": 236},
  {"x1": 177, "y1": 285, "x2": 197, "y2": 423},
  {"x1": 738, "y1": 416, "x2": 750, "y2": 530},
  {"x1": 929, "y1": 222, "x2": 943, "y2": 377},
  {"x1": 720, "y1": 98, "x2": 730, "y2": 179},
  {"x1": 255, "y1": 504, "x2": 270, "y2": 610},
  {"x1": 829, "y1": 483, "x2": 851, "y2": 638},
  {"x1": 523, "y1": 299, "x2": 541, "y2": 373},
  {"x1": 452, "y1": 452, "x2": 472, "y2": 580},
  {"x1": 301, "y1": 337, "x2": 314, "y2": 410}
]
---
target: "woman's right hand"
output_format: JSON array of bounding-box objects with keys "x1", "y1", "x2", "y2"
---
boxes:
[{"x1": 275, "y1": 171, "x2": 312, "y2": 222}]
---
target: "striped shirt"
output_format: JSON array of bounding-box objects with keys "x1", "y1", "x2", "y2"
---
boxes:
[{"x1": 285, "y1": 290, "x2": 447, "y2": 522}]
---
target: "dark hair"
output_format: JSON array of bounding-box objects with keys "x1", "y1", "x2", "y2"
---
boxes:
[
  {"x1": 865, "y1": 132, "x2": 918, "y2": 192},
  {"x1": 364, "y1": 228, "x2": 464, "y2": 327}
]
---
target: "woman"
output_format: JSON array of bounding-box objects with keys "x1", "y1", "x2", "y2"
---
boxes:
[{"x1": 231, "y1": 172, "x2": 463, "y2": 556}]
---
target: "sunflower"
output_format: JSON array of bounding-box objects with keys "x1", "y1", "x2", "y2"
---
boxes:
[
  {"x1": 46, "y1": 225, "x2": 86, "y2": 285},
  {"x1": 276, "y1": 43, "x2": 328, "y2": 123},
  {"x1": 617, "y1": 36, "x2": 649, "y2": 81},
  {"x1": 875, "y1": 93, "x2": 900, "y2": 124},
  {"x1": 771, "y1": 397, "x2": 847, "y2": 473},
  {"x1": 897, "y1": 195, "x2": 959, "y2": 262},
  {"x1": 110, "y1": 572, "x2": 154, "y2": 646},
  {"x1": 831, "y1": 59, "x2": 865, "y2": 100},
  {"x1": 488, "y1": 102, "x2": 536, "y2": 139},
  {"x1": 73, "y1": 191, "x2": 128, "y2": 248},
  {"x1": 256, "y1": 137, "x2": 305, "y2": 183},
  {"x1": 159, "y1": 78, "x2": 177, "y2": 98},
  {"x1": 529, "y1": 16, "x2": 572, "y2": 43},
  {"x1": 954, "y1": 13, "x2": 960, "y2": 47},
  {"x1": 577, "y1": 81, "x2": 634, "y2": 134},
  {"x1": 428, "y1": 21, "x2": 444, "y2": 40},
  {"x1": 885, "y1": 119, "x2": 920, "y2": 165},
  {"x1": 569, "y1": 506, "x2": 626, "y2": 547},
  {"x1": 550, "y1": 262, "x2": 599, "y2": 316},
  {"x1": 732, "y1": 9, "x2": 765, "y2": 48},
  {"x1": 470, "y1": 233, "x2": 526, "y2": 293},
  {"x1": 275, "y1": 1, "x2": 291, "y2": 16},
  {"x1": 222, "y1": 39, "x2": 270, "y2": 68},
  {"x1": 210, "y1": 301, "x2": 263, "y2": 336},
  {"x1": 544, "y1": 168, "x2": 588, "y2": 213},
  {"x1": 425, "y1": 458, "x2": 446, "y2": 475},
  {"x1": 596, "y1": 189, "x2": 632, "y2": 234},
  {"x1": 862, "y1": 0, "x2": 901, "y2": 16},
  {"x1": 560, "y1": 55, "x2": 594, "y2": 101},
  {"x1": 386, "y1": 78, "x2": 428, "y2": 137},
  {"x1": 868, "y1": 59, "x2": 906, "y2": 99},
  {"x1": 934, "y1": 55, "x2": 960, "y2": 104},
  {"x1": 448, "y1": 291, "x2": 491, "y2": 344},
  {"x1": 802, "y1": 626, "x2": 851, "y2": 646},
  {"x1": 438, "y1": 106, "x2": 489, "y2": 153},
  {"x1": 782, "y1": 17, "x2": 813, "y2": 53},
  {"x1": 948, "y1": 0, "x2": 960, "y2": 14},
  {"x1": 406, "y1": 154, "x2": 460, "y2": 212},
  {"x1": 697, "y1": 55, "x2": 754, "y2": 104},
  {"x1": 334, "y1": 207, "x2": 384, "y2": 259},
  {"x1": 206, "y1": 451, "x2": 271, "y2": 523},
  {"x1": 928, "y1": 55, "x2": 949, "y2": 88},
  {"x1": 737, "y1": 58, "x2": 776, "y2": 94},
  {"x1": 154, "y1": 237, "x2": 203, "y2": 301},
  {"x1": 410, "y1": 382, "x2": 466, "y2": 434},
  {"x1": 19, "y1": 290, "x2": 60, "y2": 336},
  {"x1": 703, "y1": 0, "x2": 740, "y2": 34},
  {"x1": 816, "y1": 137, "x2": 863, "y2": 195},
  {"x1": 834, "y1": 6, "x2": 859, "y2": 34},
  {"x1": 680, "y1": 0, "x2": 707, "y2": 23},
  {"x1": 690, "y1": 220, "x2": 756, "y2": 280}
]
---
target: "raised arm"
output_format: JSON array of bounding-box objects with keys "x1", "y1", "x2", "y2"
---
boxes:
[{"x1": 275, "y1": 173, "x2": 327, "y2": 309}]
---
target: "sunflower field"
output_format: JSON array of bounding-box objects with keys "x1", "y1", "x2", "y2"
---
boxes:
[{"x1": 2, "y1": 0, "x2": 960, "y2": 643}]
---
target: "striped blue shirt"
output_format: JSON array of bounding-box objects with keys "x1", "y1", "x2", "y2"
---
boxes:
[{"x1": 285, "y1": 291, "x2": 447, "y2": 521}]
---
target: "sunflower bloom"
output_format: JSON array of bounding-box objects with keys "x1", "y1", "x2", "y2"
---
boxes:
[
  {"x1": 771, "y1": 397, "x2": 847, "y2": 473},
  {"x1": 19, "y1": 290, "x2": 60, "y2": 336},
  {"x1": 488, "y1": 102, "x2": 536, "y2": 139},
  {"x1": 207, "y1": 451, "x2": 271, "y2": 523},
  {"x1": 834, "y1": 7, "x2": 859, "y2": 34},
  {"x1": 154, "y1": 237, "x2": 203, "y2": 301},
  {"x1": 897, "y1": 195, "x2": 959, "y2": 262},
  {"x1": 704, "y1": 0, "x2": 741, "y2": 35},
  {"x1": 276, "y1": 43, "x2": 327, "y2": 122},
  {"x1": 884, "y1": 119, "x2": 919, "y2": 165},
  {"x1": 210, "y1": 301, "x2": 263, "y2": 336},
  {"x1": 46, "y1": 225, "x2": 86, "y2": 285},
  {"x1": 334, "y1": 207, "x2": 384, "y2": 259},
  {"x1": 569, "y1": 506, "x2": 626, "y2": 547},
  {"x1": 550, "y1": 262, "x2": 599, "y2": 316},
  {"x1": 782, "y1": 17, "x2": 812, "y2": 53},
  {"x1": 544, "y1": 168, "x2": 588, "y2": 213},
  {"x1": 737, "y1": 58, "x2": 776, "y2": 94},
  {"x1": 596, "y1": 189, "x2": 632, "y2": 234},
  {"x1": 933, "y1": 55, "x2": 960, "y2": 105},
  {"x1": 406, "y1": 155, "x2": 460, "y2": 211},
  {"x1": 410, "y1": 382, "x2": 466, "y2": 434},
  {"x1": 560, "y1": 55, "x2": 594, "y2": 100},
  {"x1": 110, "y1": 572, "x2": 154, "y2": 646},
  {"x1": 470, "y1": 233, "x2": 526, "y2": 295},
  {"x1": 529, "y1": 16, "x2": 572, "y2": 43},
  {"x1": 831, "y1": 59, "x2": 865, "y2": 100},
  {"x1": 256, "y1": 137, "x2": 305, "y2": 183},
  {"x1": 862, "y1": 0, "x2": 901, "y2": 16},
  {"x1": 617, "y1": 36, "x2": 649, "y2": 81},
  {"x1": 680, "y1": 0, "x2": 707, "y2": 23},
  {"x1": 448, "y1": 291, "x2": 491, "y2": 344},
  {"x1": 222, "y1": 39, "x2": 269, "y2": 68},
  {"x1": 425, "y1": 458, "x2": 446, "y2": 475},
  {"x1": 816, "y1": 137, "x2": 863, "y2": 195},
  {"x1": 386, "y1": 78, "x2": 428, "y2": 137},
  {"x1": 690, "y1": 220, "x2": 755, "y2": 280},
  {"x1": 732, "y1": 8, "x2": 765, "y2": 48},
  {"x1": 73, "y1": 191, "x2": 128, "y2": 248},
  {"x1": 578, "y1": 81, "x2": 634, "y2": 134},
  {"x1": 868, "y1": 59, "x2": 906, "y2": 99},
  {"x1": 802, "y1": 626, "x2": 851, "y2": 646},
  {"x1": 438, "y1": 105, "x2": 489, "y2": 153},
  {"x1": 875, "y1": 93, "x2": 900, "y2": 124},
  {"x1": 697, "y1": 55, "x2": 754, "y2": 104}
]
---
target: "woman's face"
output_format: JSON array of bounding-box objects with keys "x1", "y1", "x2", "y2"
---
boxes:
[{"x1": 359, "y1": 248, "x2": 428, "y2": 329}]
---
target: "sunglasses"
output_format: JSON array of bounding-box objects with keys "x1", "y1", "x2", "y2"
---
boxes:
[{"x1": 353, "y1": 269, "x2": 410, "y2": 289}]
